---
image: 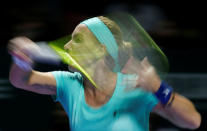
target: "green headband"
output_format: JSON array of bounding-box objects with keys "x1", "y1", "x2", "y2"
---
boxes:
[{"x1": 81, "y1": 17, "x2": 121, "y2": 72}]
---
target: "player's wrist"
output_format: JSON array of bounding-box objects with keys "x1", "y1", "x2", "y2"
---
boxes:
[
  {"x1": 154, "y1": 81, "x2": 174, "y2": 106},
  {"x1": 151, "y1": 78, "x2": 161, "y2": 93}
]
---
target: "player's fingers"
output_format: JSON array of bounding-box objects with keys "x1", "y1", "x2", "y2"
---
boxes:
[
  {"x1": 138, "y1": 57, "x2": 148, "y2": 72},
  {"x1": 142, "y1": 57, "x2": 151, "y2": 68}
]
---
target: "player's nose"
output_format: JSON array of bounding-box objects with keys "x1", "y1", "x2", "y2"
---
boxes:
[{"x1": 64, "y1": 40, "x2": 72, "y2": 50}]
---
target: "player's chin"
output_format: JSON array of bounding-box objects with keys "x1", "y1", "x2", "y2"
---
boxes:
[{"x1": 68, "y1": 65, "x2": 79, "y2": 72}]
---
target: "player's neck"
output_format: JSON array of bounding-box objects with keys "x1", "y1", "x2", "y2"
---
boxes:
[{"x1": 84, "y1": 72, "x2": 117, "y2": 107}]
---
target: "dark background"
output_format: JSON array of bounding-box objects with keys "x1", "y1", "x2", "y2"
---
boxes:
[{"x1": 0, "y1": 0, "x2": 206, "y2": 131}]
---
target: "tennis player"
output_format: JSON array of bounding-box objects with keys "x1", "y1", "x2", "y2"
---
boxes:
[{"x1": 9, "y1": 16, "x2": 201, "y2": 131}]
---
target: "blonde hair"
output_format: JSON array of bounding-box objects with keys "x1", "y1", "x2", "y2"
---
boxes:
[{"x1": 98, "y1": 16, "x2": 131, "y2": 70}]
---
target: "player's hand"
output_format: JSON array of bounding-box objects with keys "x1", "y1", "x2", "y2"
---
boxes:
[
  {"x1": 8, "y1": 36, "x2": 40, "y2": 64},
  {"x1": 136, "y1": 57, "x2": 161, "y2": 92},
  {"x1": 8, "y1": 36, "x2": 42, "y2": 71}
]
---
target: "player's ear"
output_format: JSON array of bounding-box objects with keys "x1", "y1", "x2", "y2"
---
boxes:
[{"x1": 100, "y1": 43, "x2": 105, "y2": 48}]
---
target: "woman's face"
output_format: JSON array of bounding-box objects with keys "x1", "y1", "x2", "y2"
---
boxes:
[{"x1": 64, "y1": 24, "x2": 105, "y2": 66}]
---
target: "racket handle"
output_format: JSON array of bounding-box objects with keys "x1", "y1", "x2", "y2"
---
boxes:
[
  {"x1": 31, "y1": 42, "x2": 68, "y2": 71},
  {"x1": 30, "y1": 42, "x2": 62, "y2": 65},
  {"x1": 9, "y1": 41, "x2": 68, "y2": 71}
]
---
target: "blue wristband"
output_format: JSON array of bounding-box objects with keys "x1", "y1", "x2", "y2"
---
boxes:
[
  {"x1": 12, "y1": 56, "x2": 32, "y2": 71},
  {"x1": 154, "y1": 81, "x2": 173, "y2": 105}
]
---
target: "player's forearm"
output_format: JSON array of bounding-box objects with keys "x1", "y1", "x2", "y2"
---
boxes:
[
  {"x1": 158, "y1": 93, "x2": 201, "y2": 129},
  {"x1": 9, "y1": 63, "x2": 56, "y2": 95},
  {"x1": 9, "y1": 63, "x2": 33, "y2": 89}
]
